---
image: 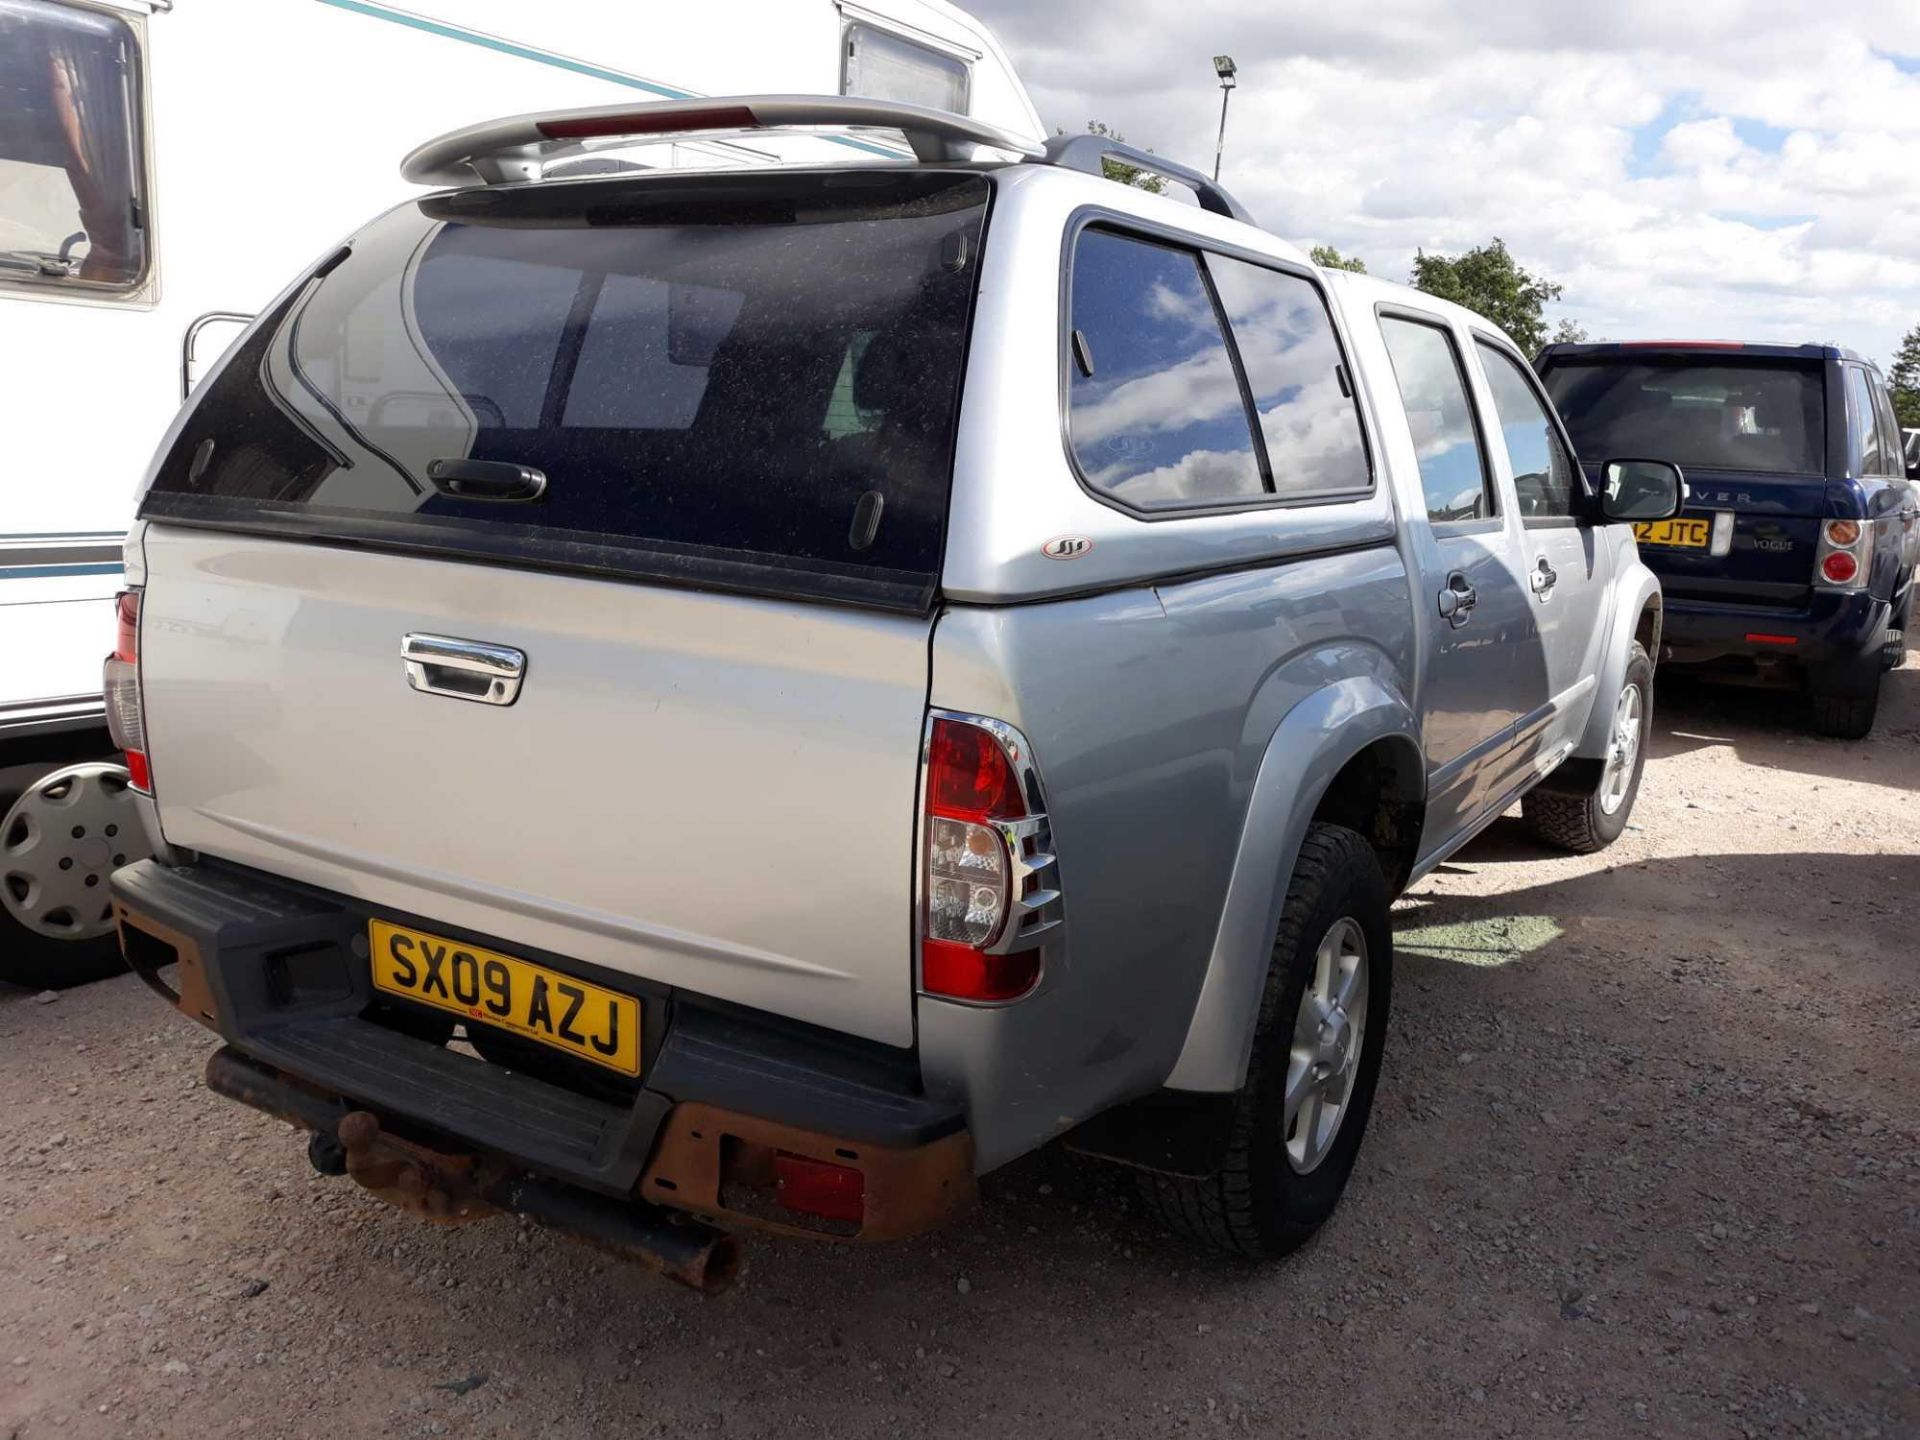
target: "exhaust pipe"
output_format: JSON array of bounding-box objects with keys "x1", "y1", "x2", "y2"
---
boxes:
[
  {"x1": 204, "y1": 1047, "x2": 742, "y2": 1295},
  {"x1": 486, "y1": 1174, "x2": 743, "y2": 1295}
]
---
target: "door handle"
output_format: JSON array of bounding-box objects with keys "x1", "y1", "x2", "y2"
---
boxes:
[
  {"x1": 1530, "y1": 557, "x2": 1558, "y2": 595},
  {"x1": 1437, "y1": 572, "x2": 1477, "y2": 627},
  {"x1": 426, "y1": 458, "x2": 547, "y2": 502},
  {"x1": 402, "y1": 633, "x2": 526, "y2": 706}
]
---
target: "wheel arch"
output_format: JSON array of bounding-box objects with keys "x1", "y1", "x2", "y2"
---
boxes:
[
  {"x1": 1575, "y1": 561, "x2": 1661, "y2": 762},
  {"x1": 1162, "y1": 674, "x2": 1423, "y2": 1093}
]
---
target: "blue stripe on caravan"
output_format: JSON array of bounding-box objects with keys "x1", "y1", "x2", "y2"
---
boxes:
[
  {"x1": 0, "y1": 563, "x2": 125, "y2": 580},
  {"x1": 315, "y1": 0, "x2": 902, "y2": 159}
]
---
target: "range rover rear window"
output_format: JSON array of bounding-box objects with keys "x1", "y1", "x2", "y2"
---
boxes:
[
  {"x1": 1540, "y1": 358, "x2": 1825, "y2": 477},
  {"x1": 141, "y1": 171, "x2": 992, "y2": 612}
]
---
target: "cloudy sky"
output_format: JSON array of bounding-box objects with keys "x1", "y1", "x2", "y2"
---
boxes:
[{"x1": 966, "y1": 0, "x2": 1920, "y2": 366}]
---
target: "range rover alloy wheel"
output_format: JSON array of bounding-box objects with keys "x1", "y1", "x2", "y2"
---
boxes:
[{"x1": 0, "y1": 762, "x2": 147, "y2": 990}]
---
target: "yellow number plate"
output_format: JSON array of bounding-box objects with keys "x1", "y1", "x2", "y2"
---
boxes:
[
  {"x1": 368, "y1": 920, "x2": 640, "y2": 1076},
  {"x1": 1633, "y1": 517, "x2": 1711, "y2": 548}
]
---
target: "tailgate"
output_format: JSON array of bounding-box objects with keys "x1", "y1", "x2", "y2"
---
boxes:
[
  {"x1": 1634, "y1": 469, "x2": 1828, "y2": 607},
  {"x1": 127, "y1": 168, "x2": 994, "y2": 1049},
  {"x1": 139, "y1": 527, "x2": 929, "y2": 1046}
]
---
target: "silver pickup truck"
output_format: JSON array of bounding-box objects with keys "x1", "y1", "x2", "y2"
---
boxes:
[{"x1": 107, "y1": 98, "x2": 1680, "y2": 1291}]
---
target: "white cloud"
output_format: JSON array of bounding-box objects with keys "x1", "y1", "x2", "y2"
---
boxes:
[{"x1": 967, "y1": 0, "x2": 1920, "y2": 363}]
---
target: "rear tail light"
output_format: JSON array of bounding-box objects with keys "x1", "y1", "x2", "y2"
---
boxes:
[
  {"x1": 103, "y1": 589, "x2": 150, "y2": 792},
  {"x1": 920, "y1": 714, "x2": 1062, "y2": 1003},
  {"x1": 1814, "y1": 517, "x2": 1868, "y2": 592}
]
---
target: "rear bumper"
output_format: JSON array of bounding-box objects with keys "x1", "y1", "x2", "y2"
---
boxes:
[
  {"x1": 1661, "y1": 590, "x2": 1888, "y2": 669},
  {"x1": 110, "y1": 857, "x2": 975, "y2": 1245}
]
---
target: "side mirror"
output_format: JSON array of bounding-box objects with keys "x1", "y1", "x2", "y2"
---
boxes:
[{"x1": 1598, "y1": 458, "x2": 1684, "y2": 523}]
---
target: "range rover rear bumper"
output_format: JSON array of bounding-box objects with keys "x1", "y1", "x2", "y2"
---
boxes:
[
  {"x1": 1661, "y1": 590, "x2": 1889, "y2": 670},
  {"x1": 110, "y1": 857, "x2": 975, "y2": 1251}
]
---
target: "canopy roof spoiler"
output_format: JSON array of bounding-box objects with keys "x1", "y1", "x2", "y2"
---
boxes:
[
  {"x1": 401, "y1": 95, "x2": 1044, "y2": 187},
  {"x1": 400, "y1": 94, "x2": 1255, "y2": 224}
]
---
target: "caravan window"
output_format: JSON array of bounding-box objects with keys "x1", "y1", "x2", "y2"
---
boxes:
[
  {"x1": 842, "y1": 22, "x2": 970, "y2": 115},
  {"x1": 0, "y1": 0, "x2": 151, "y2": 296}
]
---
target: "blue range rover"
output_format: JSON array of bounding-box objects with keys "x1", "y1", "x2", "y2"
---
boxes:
[{"x1": 1538, "y1": 342, "x2": 1919, "y2": 738}]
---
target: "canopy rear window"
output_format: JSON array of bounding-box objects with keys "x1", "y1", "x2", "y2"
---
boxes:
[
  {"x1": 1540, "y1": 357, "x2": 1825, "y2": 477},
  {"x1": 143, "y1": 171, "x2": 992, "y2": 611}
]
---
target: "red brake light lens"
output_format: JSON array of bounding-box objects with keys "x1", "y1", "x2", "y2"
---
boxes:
[
  {"x1": 1821, "y1": 551, "x2": 1859, "y2": 584},
  {"x1": 922, "y1": 941, "x2": 1041, "y2": 1002},
  {"x1": 927, "y1": 719, "x2": 1024, "y2": 822}
]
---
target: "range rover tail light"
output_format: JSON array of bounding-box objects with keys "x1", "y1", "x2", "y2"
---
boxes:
[
  {"x1": 920, "y1": 714, "x2": 1062, "y2": 1003},
  {"x1": 103, "y1": 590, "x2": 151, "y2": 792},
  {"x1": 1814, "y1": 518, "x2": 1868, "y2": 592}
]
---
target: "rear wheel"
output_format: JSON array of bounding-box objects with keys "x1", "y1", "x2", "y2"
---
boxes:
[
  {"x1": 1134, "y1": 823, "x2": 1392, "y2": 1259},
  {"x1": 1809, "y1": 685, "x2": 1879, "y2": 740},
  {"x1": 1809, "y1": 635, "x2": 1885, "y2": 741},
  {"x1": 1523, "y1": 642, "x2": 1653, "y2": 854},
  {"x1": 0, "y1": 763, "x2": 148, "y2": 990}
]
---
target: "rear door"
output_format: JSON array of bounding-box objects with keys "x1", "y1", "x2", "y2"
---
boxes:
[
  {"x1": 1375, "y1": 309, "x2": 1535, "y2": 842},
  {"x1": 1470, "y1": 336, "x2": 1610, "y2": 768},
  {"x1": 134, "y1": 169, "x2": 995, "y2": 1048}
]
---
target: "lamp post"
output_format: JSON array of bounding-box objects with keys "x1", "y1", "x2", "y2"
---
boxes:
[{"x1": 1212, "y1": 54, "x2": 1237, "y2": 182}]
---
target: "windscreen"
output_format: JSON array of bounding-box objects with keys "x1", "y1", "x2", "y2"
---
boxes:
[
  {"x1": 143, "y1": 171, "x2": 992, "y2": 610},
  {"x1": 1541, "y1": 358, "x2": 1825, "y2": 476}
]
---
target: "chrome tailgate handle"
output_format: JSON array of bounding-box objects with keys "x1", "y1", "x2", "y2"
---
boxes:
[{"x1": 401, "y1": 633, "x2": 525, "y2": 706}]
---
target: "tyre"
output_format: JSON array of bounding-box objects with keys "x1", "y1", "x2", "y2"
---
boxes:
[
  {"x1": 1809, "y1": 684, "x2": 1879, "y2": 740},
  {"x1": 1134, "y1": 823, "x2": 1392, "y2": 1259},
  {"x1": 1523, "y1": 642, "x2": 1653, "y2": 854},
  {"x1": 0, "y1": 762, "x2": 149, "y2": 991}
]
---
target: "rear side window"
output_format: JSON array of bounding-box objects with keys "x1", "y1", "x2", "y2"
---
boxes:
[
  {"x1": 1066, "y1": 229, "x2": 1264, "y2": 507},
  {"x1": 1869, "y1": 373, "x2": 1903, "y2": 479},
  {"x1": 1474, "y1": 340, "x2": 1579, "y2": 520},
  {"x1": 1541, "y1": 359, "x2": 1825, "y2": 476},
  {"x1": 1206, "y1": 255, "x2": 1371, "y2": 498},
  {"x1": 0, "y1": 0, "x2": 151, "y2": 296},
  {"x1": 142, "y1": 171, "x2": 991, "y2": 611},
  {"x1": 1844, "y1": 366, "x2": 1886, "y2": 477},
  {"x1": 1378, "y1": 315, "x2": 1494, "y2": 524}
]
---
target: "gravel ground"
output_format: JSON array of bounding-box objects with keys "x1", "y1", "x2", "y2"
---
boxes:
[{"x1": 3, "y1": 656, "x2": 1916, "y2": 1439}]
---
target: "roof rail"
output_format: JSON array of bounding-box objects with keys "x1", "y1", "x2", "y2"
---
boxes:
[
  {"x1": 401, "y1": 94, "x2": 1044, "y2": 187},
  {"x1": 1042, "y1": 134, "x2": 1253, "y2": 224}
]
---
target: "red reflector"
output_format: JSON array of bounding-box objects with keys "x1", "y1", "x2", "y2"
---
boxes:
[
  {"x1": 125, "y1": 750, "x2": 152, "y2": 790},
  {"x1": 922, "y1": 940, "x2": 1041, "y2": 1002},
  {"x1": 536, "y1": 105, "x2": 760, "y2": 141},
  {"x1": 113, "y1": 589, "x2": 139, "y2": 663},
  {"x1": 773, "y1": 1153, "x2": 864, "y2": 1225},
  {"x1": 927, "y1": 718, "x2": 1024, "y2": 821},
  {"x1": 1745, "y1": 633, "x2": 1798, "y2": 646},
  {"x1": 1821, "y1": 551, "x2": 1858, "y2": 584}
]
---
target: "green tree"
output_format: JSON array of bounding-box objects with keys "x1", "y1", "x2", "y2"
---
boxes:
[
  {"x1": 1409, "y1": 237, "x2": 1567, "y2": 355},
  {"x1": 1552, "y1": 318, "x2": 1590, "y2": 345},
  {"x1": 1891, "y1": 322, "x2": 1920, "y2": 428},
  {"x1": 1074, "y1": 120, "x2": 1165, "y2": 194},
  {"x1": 1309, "y1": 244, "x2": 1367, "y2": 274}
]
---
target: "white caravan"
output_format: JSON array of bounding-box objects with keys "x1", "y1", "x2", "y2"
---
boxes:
[{"x1": 0, "y1": 0, "x2": 1042, "y2": 986}]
